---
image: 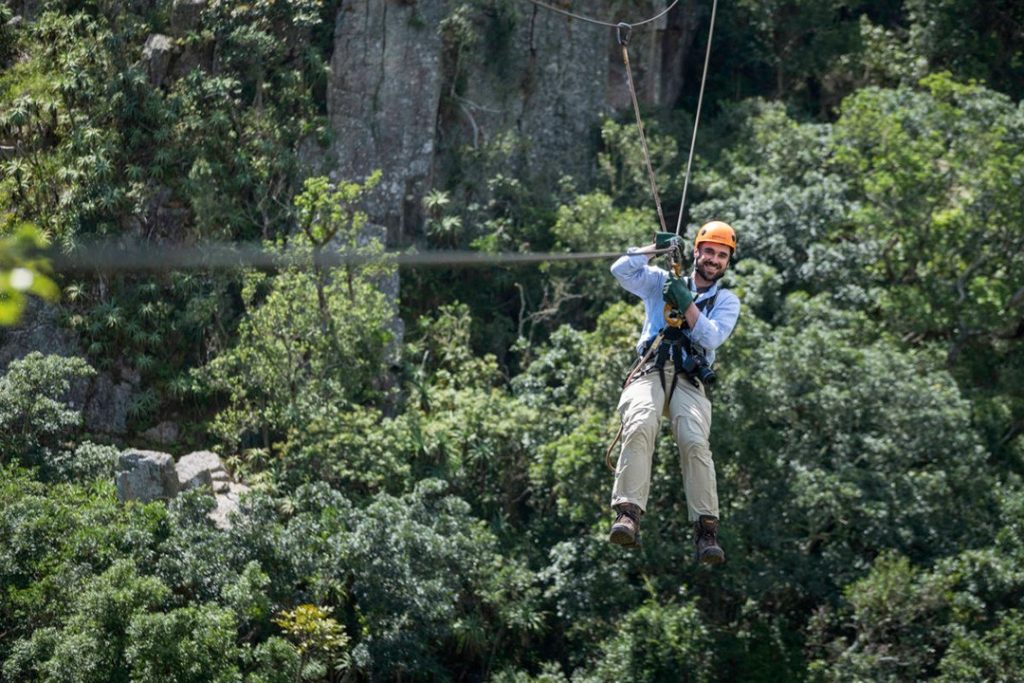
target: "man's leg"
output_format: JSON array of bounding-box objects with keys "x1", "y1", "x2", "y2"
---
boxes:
[
  {"x1": 609, "y1": 371, "x2": 663, "y2": 546},
  {"x1": 669, "y1": 379, "x2": 724, "y2": 564}
]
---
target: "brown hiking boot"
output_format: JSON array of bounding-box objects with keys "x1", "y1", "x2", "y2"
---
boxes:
[
  {"x1": 694, "y1": 515, "x2": 725, "y2": 565},
  {"x1": 609, "y1": 503, "x2": 642, "y2": 548}
]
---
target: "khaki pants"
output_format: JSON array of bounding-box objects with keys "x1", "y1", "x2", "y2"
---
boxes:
[{"x1": 611, "y1": 366, "x2": 718, "y2": 522}]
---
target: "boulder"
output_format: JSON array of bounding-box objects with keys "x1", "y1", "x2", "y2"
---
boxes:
[
  {"x1": 175, "y1": 449, "x2": 223, "y2": 492},
  {"x1": 142, "y1": 33, "x2": 174, "y2": 87},
  {"x1": 116, "y1": 449, "x2": 179, "y2": 503},
  {"x1": 209, "y1": 481, "x2": 250, "y2": 530},
  {"x1": 117, "y1": 447, "x2": 248, "y2": 529}
]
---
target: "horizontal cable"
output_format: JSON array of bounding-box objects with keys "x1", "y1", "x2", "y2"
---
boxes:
[
  {"x1": 524, "y1": 0, "x2": 679, "y2": 28},
  {"x1": 45, "y1": 242, "x2": 627, "y2": 273}
]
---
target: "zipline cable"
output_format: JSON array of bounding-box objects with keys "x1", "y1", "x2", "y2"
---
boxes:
[
  {"x1": 526, "y1": 0, "x2": 721, "y2": 238},
  {"x1": 43, "y1": 242, "x2": 653, "y2": 273},
  {"x1": 524, "y1": 0, "x2": 680, "y2": 29},
  {"x1": 674, "y1": 0, "x2": 718, "y2": 236},
  {"x1": 618, "y1": 23, "x2": 669, "y2": 234}
]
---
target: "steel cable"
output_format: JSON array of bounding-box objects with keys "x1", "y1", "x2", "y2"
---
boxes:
[
  {"x1": 524, "y1": 0, "x2": 680, "y2": 29},
  {"x1": 44, "y1": 242, "x2": 633, "y2": 273},
  {"x1": 674, "y1": 0, "x2": 719, "y2": 236}
]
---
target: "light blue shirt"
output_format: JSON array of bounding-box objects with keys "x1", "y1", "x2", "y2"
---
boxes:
[{"x1": 610, "y1": 248, "x2": 740, "y2": 366}]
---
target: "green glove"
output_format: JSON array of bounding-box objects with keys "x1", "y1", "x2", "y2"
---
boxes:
[
  {"x1": 655, "y1": 231, "x2": 682, "y2": 250},
  {"x1": 663, "y1": 276, "x2": 694, "y2": 311}
]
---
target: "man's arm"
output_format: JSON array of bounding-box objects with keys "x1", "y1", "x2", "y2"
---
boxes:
[
  {"x1": 610, "y1": 245, "x2": 664, "y2": 299},
  {"x1": 688, "y1": 290, "x2": 740, "y2": 351},
  {"x1": 682, "y1": 300, "x2": 701, "y2": 329}
]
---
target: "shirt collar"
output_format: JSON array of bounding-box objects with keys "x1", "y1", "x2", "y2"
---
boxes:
[{"x1": 689, "y1": 277, "x2": 719, "y2": 299}]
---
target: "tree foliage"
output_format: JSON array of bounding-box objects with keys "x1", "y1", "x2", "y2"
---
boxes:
[
  {"x1": 198, "y1": 174, "x2": 395, "y2": 483},
  {"x1": 0, "y1": 224, "x2": 59, "y2": 325},
  {"x1": 0, "y1": 351, "x2": 119, "y2": 481},
  {"x1": 2, "y1": 1, "x2": 1023, "y2": 681}
]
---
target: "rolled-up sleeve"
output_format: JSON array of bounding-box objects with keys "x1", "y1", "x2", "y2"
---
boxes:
[
  {"x1": 690, "y1": 290, "x2": 740, "y2": 352},
  {"x1": 611, "y1": 248, "x2": 663, "y2": 300}
]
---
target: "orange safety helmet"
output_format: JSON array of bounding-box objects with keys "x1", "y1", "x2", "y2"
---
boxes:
[{"x1": 693, "y1": 220, "x2": 737, "y2": 252}]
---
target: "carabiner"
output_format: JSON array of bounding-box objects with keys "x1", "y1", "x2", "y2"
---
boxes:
[{"x1": 616, "y1": 22, "x2": 632, "y2": 47}]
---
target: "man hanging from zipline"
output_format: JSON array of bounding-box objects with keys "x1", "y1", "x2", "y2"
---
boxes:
[{"x1": 608, "y1": 221, "x2": 740, "y2": 564}]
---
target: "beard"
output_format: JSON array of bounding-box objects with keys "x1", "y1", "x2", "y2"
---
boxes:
[{"x1": 694, "y1": 256, "x2": 726, "y2": 282}]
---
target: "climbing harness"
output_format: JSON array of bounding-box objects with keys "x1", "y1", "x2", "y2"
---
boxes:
[
  {"x1": 603, "y1": 286, "x2": 718, "y2": 472},
  {"x1": 551, "y1": 0, "x2": 722, "y2": 472},
  {"x1": 632, "y1": 284, "x2": 718, "y2": 397}
]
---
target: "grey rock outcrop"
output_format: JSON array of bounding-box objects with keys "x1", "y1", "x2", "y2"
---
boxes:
[
  {"x1": 176, "y1": 450, "x2": 220, "y2": 492},
  {"x1": 328, "y1": 0, "x2": 449, "y2": 243},
  {"x1": 326, "y1": 1, "x2": 697, "y2": 242},
  {"x1": 0, "y1": 299, "x2": 79, "y2": 370},
  {"x1": 143, "y1": 33, "x2": 174, "y2": 87},
  {"x1": 83, "y1": 372, "x2": 135, "y2": 435},
  {"x1": 171, "y1": 0, "x2": 206, "y2": 35},
  {"x1": 0, "y1": 301, "x2": 137, "y2": 435},
  {"x1": 116, "y1": 450, "x2": 179, "y2": 503},
  {"x1": 453, "y1": 3, "x2": 610, "y2": 190},
  {"x1": 116, "y1": 448, "x2": 247, "y2": 529}
]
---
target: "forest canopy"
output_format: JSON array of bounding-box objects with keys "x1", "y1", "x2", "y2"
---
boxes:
[{"x1": 1, "y1": 0, "x2": 1023, "y2": 681}]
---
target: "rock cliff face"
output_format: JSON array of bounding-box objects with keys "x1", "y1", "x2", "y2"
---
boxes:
[
  {"x1": 327, "y1": 0, "x2": 701, "y2": 242},
  {"x1": 0, "y1": 301, "x2": 138, "y2": 435},
  {"x1": 328, "y1": 0, "x2": 449, "y2": 243}
]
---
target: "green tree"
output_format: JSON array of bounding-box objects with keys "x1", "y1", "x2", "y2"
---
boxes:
[
  {"x1": 0, "y1": 468, "x2": 167, "y2": 660},
  {"x1": 125, "y1": 605, "x2": 243, "y2": 683},
  {"x1": 0, "y1": 349, "x2": 119, "y2": 481},
  {"x1": 907, "y1": 0, "x2": 1024, "y2": 99},
  {"x1": 0, "y1": 352, "x2": 93, "y2": 468},
  {"x1": 716, "y1": 291, "x2": 995, "y2": 594},
  {"x1": 833, "y1": 74, "x2": 1024, "y2": 463},
  {"x1": 3, "y1": 560, "x2": 170, "y2": 683},
  {"x1": 692, "y1": 99, "x2": 863, "y2": 301},
  {"x1": 938, "y1": 610, "x2": 1024, "y2": 682},
  {"x1": 273, "y1": 604, "x2": 349, "y2": 682},
  {"x1": 714, "y1": 0, "x2": 902, "y2": 113},
  {"x1": 809, "y1": 487, "x2": 1024, "y2": 680},
  {"x1": 401, "y1": 303, "x2": 543, "y2": 522},
  {"x1": 538, "y1": 192, "x2": 653, "y2": 342},
  {"x1": 199, "y1": 174, "x2": 395, "y2": 475},
  {"x1": 336, "y1": 479, "x2": 540, "y2": 679},
  {"x1": 580, "y1": 594, "x2": 711, "y2": 683}
]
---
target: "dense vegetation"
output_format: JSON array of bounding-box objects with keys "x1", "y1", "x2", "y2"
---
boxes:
[{"x1": 2, "y1": 0, "x2": 1023, "y2": 680}]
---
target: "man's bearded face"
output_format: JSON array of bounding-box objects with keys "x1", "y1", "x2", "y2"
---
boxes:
[{"x1": 694, "y1": 242, "x2": 732, "y2": 282}]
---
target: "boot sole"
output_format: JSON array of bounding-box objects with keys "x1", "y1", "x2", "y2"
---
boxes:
[
  {"x1": 609, "y1": 526, "x2": 640, "y2": 548},
  {"x1": 697, "y1": 549, "x2": 725, "y2": 565}
]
